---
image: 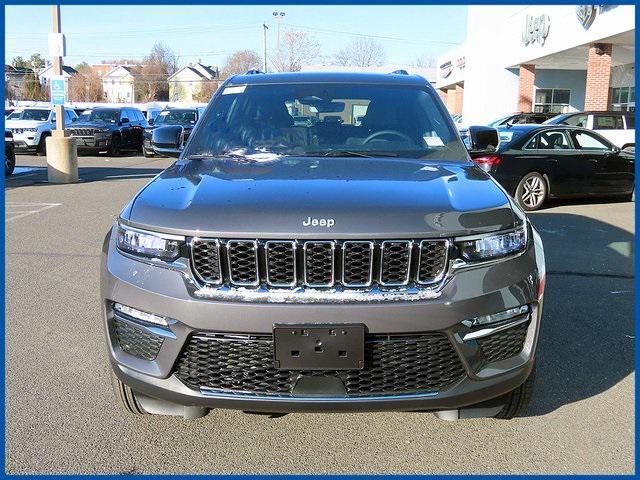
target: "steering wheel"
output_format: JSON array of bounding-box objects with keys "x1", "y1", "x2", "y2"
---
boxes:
[{"x1": 363, "y1": 130, "x2": 413, "y2": 145}]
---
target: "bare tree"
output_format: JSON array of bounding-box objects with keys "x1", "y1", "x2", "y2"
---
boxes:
[
  {"x1": 22, "y1": 71, "x2": 47, "y2": 101},
  {"x1": 334, "y1": 38, "x2": 386, "y2": 67},
  {"x1": 192, "y1": 81, "x2": 219, "y2": 103},
  {"x1": 272, "y1": 30, "x2": 320, "y2": 72},
  {"x1": 135, "y1": 43, "x2": 178, "y2": 102},
  {"x1": 221, "y1": 50, "x2": 262, "y2": 79},
  {"x1": 68, "y1": 64, "x2": 104, "y2": 102},
  {"x1": 415, "y1": 54, "x2": 436, "y2": 68}
]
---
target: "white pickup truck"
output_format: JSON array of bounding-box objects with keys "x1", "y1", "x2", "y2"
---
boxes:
[{"x1": 544, "y1": 111, "x2": 635, "y2": 150}]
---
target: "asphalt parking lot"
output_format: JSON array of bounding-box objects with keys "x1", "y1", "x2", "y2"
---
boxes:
[{"x1": 5, "y1": 153, "x2": 635, "y2": 474}]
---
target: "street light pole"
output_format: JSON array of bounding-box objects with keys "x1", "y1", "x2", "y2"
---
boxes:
[
  {"x1": 46, "y1": 4, "x2": 78, "y2": 184},
  {"x1": 51, "y1": 5, "x2": 65, "y2": 136},
  {"x1": 272, "y1": 11, "x2": 285, "y2": 66},
  {"x1": 262, "y1": 23, "x2": 269, "y2": 73}
]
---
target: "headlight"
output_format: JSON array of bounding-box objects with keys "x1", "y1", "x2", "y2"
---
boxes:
[
  {"x1": 116, "y1": 223, "x2": 183, "y2": 261},
  {"x1": 457, "y1": 225, "x2": 528, "y2": 262}
]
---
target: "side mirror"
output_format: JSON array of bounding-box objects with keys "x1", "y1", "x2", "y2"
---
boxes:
[
  {"x1": 151, "y1": 125, "x2": 183, "y2": 158},
  {"x1": 467, "y1": 125, "x2": 499, "y2": 154},
  {"x1": 148, "y1": 118, "x2": 154, "y2": 126},
  {"x1": 119, "y1": 117, "x2": 129, "y2": 125}
]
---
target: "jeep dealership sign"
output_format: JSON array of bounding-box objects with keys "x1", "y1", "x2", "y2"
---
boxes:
[{"x1": 522, "y1": 14, "x2": 550, "y2": 46}]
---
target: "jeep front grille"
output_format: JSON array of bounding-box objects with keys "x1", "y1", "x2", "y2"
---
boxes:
[
  {"x1": 190, "y1": 238, "x2": 449, "y2": 290},
  {"x1": 68, "y1": 128, "x2": 96, "y2": 137},
  {"x1": 174, "y1": 332, "x2": 465, "y2": 397}
]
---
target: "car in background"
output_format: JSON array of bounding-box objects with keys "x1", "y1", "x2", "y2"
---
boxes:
[
  {"x1": 470, "y1": 124, "x2": 634, "y2": 211},
  {"x1": 67, "y1": 106, "x2": 147, "y2": 156},
  {"x1": 488, "y1": 112, "x2": 557, "y2": 127},
  {"x1": 543, "y1": 111, "x2": 635, "y2": 151},
  {"x1": 142, "y1": 107, "x2": 201, "y2": 157},
  {"x1": 6, "y1": 106, "x2": 78, "y2": 155},
  {"x1": 5, "y1": 129, "x2": 15, "y2": 175}
]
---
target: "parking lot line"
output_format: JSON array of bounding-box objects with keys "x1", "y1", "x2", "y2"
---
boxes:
[{"x1": 5, "y1": 202, "x2": 62, "y2": 222}]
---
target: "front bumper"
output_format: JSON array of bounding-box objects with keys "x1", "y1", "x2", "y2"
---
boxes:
[
  {"x1": 101, "y1": 226, "x2": 545, "y2": 413},
  {"x1": 73, "y1": 135, "x2": 111, "y2": 151},
  {"x1": 12, "y1": 132, "x2": 40, "y2": 151}
]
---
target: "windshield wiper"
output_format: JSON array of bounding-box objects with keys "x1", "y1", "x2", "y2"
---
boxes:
[{"x1": 307, "y1": 150, "x2": 399, "y2": 158}]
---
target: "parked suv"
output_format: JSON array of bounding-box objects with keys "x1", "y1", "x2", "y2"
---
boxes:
[
  {"x1": 6, "y1": 106, "x2": 77, "y2": 155},
  {"x1": 67, "y1": 106, "x2": 147, "y2": 156},
  {"x1": 101, "y1": 72, "x2": 545, "y2": 421},
  {"x1": 544, "y1": 111, "x2": 635, "y2": 150},
  {"x1": 142, "y1": 107, "x2": 202, "y2": 158},
  {"x1": 5, "y1": 129, "x2": 15, "y2": 175}
]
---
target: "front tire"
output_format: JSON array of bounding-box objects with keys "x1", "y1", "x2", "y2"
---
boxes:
[
  {"x1": 493, "y1": 366, "x2": 536, "y2": 419},
  {"x1": 5, "y1": 148, "x2": 16, "y2": 175},
  {"x1": 36, "y1": 134, "x2": 49, "y2": 156},
  {"x1": 110, "y1": 371, "x2": 147, "y2": 415},
  {"x1": 515, "y1": 172, "x2": 547, "y2": 211},
  {"x1": 107, "y1": 135, "x2": 121, "y2": 157}
]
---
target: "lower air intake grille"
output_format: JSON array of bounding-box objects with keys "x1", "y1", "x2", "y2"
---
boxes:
[
  {"x1": 174, "y1": 332, "x2": 466, "y2": 397},
  {"x1": 113, "y1": 318, "x2": 164, "y2": 361},
  {"x1": 477, "y1": 322, "x2": 529, "y2": 363}
]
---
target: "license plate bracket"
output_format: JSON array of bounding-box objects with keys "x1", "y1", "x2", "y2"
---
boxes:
[{"x1": 273, "y1": 324, "x2": 365, "y2": 370}]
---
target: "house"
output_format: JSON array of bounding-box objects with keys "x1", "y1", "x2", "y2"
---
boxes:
[
  {"x1": 168, "y1": 62, "x2": 219, "y2": 102},
  {"x1": 38, "y1": 64, "x2": 78, "y2": 88},
  {"x1": 102, "y1": 65, "x2": 141, "y2": 103},
  {"x1": 5, "y1": 65, "x2": 36, "y2": 101}
]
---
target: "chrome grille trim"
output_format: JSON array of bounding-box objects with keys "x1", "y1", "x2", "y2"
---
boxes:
[
  {"x1": 189, "y1": 238, "x2": 450, "y2": 295},
  {"x1": 341, "y1": 241, "x2": 374, "y2": 287},
  {"x1": 265, "y1": 240, "x2": 298, "y2": 287},
  {"x1": 416, "y1": 239, "x2": 450, "y2": 285},
  {"x1": 379, "y1": 240, "x2": 413, "y2": 286},
  {"x1": 190, "y1": 238, "x2": 223, "y2": 285},
  {"x1": 303, "y1": 241, "x2": 336, "y2": 287},
  {"x1": 226, "y1": 240, "x2": 260, "y2": 286}
]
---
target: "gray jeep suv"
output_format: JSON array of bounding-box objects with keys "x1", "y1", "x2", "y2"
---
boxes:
[{"x1": 101, "y1": 71, "x2": 545, "y2": 421}]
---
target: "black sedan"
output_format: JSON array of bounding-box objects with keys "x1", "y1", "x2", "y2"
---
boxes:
[
  {"x1": 143, "y1": 108, "x2": 201, "y2": 157},
  {"x1": 470, "y1": 125, "x2": 635, "y2": 211}
]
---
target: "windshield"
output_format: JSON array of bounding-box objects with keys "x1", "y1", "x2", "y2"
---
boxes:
[
  {"x1": 7, "y1": 109, "x2": 50, "y2": 121},
  {"x1": 77, "y1": 109, "x2": 119, "y2": 123},
  {"x1": 184, "y1": 83, "x2": 467, "y2": 160},
  {"x1": 542, "y1": 114, "x2": 566, "y2": 125},
  {"x1": 155, "y1": 109, "x2": 197, "y2": 125}
]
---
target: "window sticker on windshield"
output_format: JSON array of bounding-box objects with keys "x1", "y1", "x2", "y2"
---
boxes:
[
  {"x1": 423, "y1": 136, "x2": 444, "y2": 147},
  {"x1": 222, "y1": 85, "x2": 246, "y2": 95},
  {"x1": 159, "y1": 111, "x2": 169, "y2": 116}
]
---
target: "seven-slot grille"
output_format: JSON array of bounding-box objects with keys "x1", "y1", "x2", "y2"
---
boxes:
[
  {"x1": 191, "y1": 238, "x2": 449, "y2": 289},
  {"x1": 68, "y1": 128, "x2": 97, "y2": 137}
]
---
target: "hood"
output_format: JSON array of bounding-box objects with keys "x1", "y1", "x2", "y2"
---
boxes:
[
  {"x1": 68, "y1": 120, "x2": 116, "y2": 129},
  {"x1": 5, "y1": 119, "x2": 49, "y2": 129},
  {"x1": 124, "y1": 156, "x2": 515, "y2": 238}
]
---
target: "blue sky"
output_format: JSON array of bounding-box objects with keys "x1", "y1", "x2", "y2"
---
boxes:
[{"x1": 5, "y1": 5, "x2": 468, "y2": 68}]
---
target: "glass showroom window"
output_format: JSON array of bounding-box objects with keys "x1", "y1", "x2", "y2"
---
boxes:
[
  {"x1": 533, "y1": 88, "x2": 571, "y2": 113},
  {"x1": 610, "y1": 87, "x2": 635, "y2": 112}
]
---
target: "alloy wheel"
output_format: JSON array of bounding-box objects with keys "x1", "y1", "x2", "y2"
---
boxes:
[{"x1": 521, "y1": 176, "x2": 545, "y2": 209}]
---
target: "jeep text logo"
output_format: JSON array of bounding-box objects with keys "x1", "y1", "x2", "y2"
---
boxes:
[{"x1": 303, "y1": 216, "x2": 335, "y2": 228}]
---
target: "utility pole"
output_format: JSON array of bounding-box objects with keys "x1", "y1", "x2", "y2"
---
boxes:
[
  {"x1": 51, "y1": 5, "x2": 65, "y2": 135},
  {"x1": 47, "y1": 4, "x2": 78, "y2": 183},
  {"x1": 272, "y1": 11, "x2": 285, "y2": 67},
  {"x1": 262, "y1": 23, "x2": 269, "y2": 73}
]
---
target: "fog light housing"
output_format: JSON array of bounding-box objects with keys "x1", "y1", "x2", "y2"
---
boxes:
[
  {"x1": 463, "y1": 305, "x2": 529, "y2": 328},
  {"x1": 113, "y1": 302, "x2": 168, "y2": 327}
]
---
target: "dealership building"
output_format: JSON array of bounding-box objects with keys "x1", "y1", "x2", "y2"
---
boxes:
[{"x1": 437, "y1": 5, "x2": 635, "y2": 124}]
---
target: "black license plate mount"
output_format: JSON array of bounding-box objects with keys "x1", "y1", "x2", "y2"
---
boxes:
[{"x1": 273, "y1": 324, "x2": 365, "y2": 370}]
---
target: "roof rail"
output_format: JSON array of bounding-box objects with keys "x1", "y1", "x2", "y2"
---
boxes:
[
  {"x1": 245, "y1": 69, "x2": 264, "y2": 75},
  {"x1": 390, "y1": 69, "x2": 409, "y2": 75}
]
